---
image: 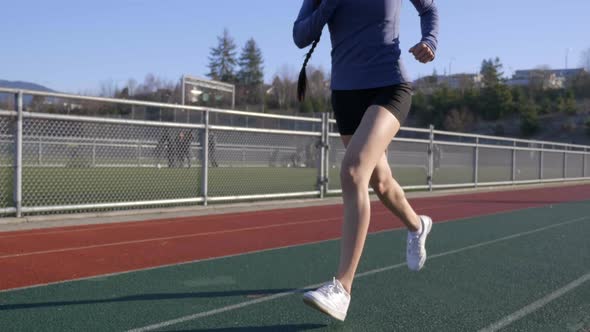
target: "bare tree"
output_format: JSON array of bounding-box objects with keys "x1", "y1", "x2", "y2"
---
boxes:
[
  {"x1": 443, "y1": 108, "x2": 475, "y2": 132},
  {"x1": 99, "y1": 79, "x2": 119, "y2": 97},
  {"x1": 137, "y1": 74, "x2": 161, "y2": 95},
  {"x1": 269, "y1": 65, "x2": 297, "y2": 111},
  {"x1": 306, "y1": 65, "x2": 330, "y2": 99}
]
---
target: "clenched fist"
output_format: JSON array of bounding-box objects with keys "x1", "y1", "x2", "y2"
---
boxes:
[{"x1": 409, "y1": 42, "x2": 435, "y2": 63}]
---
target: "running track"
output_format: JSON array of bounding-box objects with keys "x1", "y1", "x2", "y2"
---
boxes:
[{"x1": 1, "y1": 184, "x2": 589, "y2": 291}]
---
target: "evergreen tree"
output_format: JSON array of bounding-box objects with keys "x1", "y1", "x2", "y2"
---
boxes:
[
  {"x1": 237, "y1": 38, "x2": 264, "y2": 86},
  {"x1": 207, "y1": 29, "x2": 238, "y2": 83},
  {"x1": 519, "y1": 99, "x2": 539, "y2": 137},
  {"x1": 478, "y1": 57, "x2": 512, "y2": 120},
  {"x1": 563, "y1": 90, "x2": 577, "y2": 115},
  {"x1": 237, "y1": 38, "x2": 264, "y2": 104},
  {"x1": 480, "y1": 57, "x2": 504, "y2": 87}
]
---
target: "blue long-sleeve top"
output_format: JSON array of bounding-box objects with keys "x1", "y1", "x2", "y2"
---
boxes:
[{"x1": 293, "y1": 0, "x2": 439, "y2": 90}]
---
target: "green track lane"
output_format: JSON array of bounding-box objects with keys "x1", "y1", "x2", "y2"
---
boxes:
[{"x1": 0, "y1": 201, "x2": 588, "y2": 331}]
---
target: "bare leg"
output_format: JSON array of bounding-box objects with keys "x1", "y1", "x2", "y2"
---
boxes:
[
  {"x1": 336, "y1": 105, "x2": 419, "y2": 293},
  {"x1": 370, "y1": 154, "x2": 421, "y2": 231},
  {"x1": 340, "y1": 137, "x2": 421, "y2": 232}
]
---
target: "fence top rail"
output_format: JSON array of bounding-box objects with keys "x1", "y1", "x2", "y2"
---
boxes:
[
  {"x1": 209, "y1": 124, "x2": 321, "y2": 137},
  {"x1": 432, "y1": 128, "x2": 590, "y2": 150},
  {"x1": 23, "y1": 111, "x2": 206, "y2": 129},
  {"x1": 0, "y1": 109, "x2": 17, "y2": 117},
  {"x1": 0, "y1": 88, "x2": 322, "y2": 123},
  {"x1": 207, "y1": 108, "x2": 322, "y2": 123},
  {"x1": 2, "y1": 88, "x2": 589, "y2": 150},
  {"x1": 401, "y1": 127, "x2": 432, "y2": 134},
  {"x1": 328, "y1": 119, "x2": 430, "y2": 135}
]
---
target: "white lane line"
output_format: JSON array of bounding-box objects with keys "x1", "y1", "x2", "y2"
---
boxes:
[
  {"x1": 0, "y1": 202, "x2": 467, "y2": 259},
  {"x1": 0, "y1": 203, "x2": 465, "y2": 240},
  {"x1": 0, "y1": 203, "x2": 499, "y2": 293},
  {"x1": 478, "y1": 272, "x2": 590, "y2": 332},
  {"x1": 0, "y1": 216, "x2": 343, "y2": 259},
  {"x1": 127, "y1": 215, "x2": 589, "y2": 332}
]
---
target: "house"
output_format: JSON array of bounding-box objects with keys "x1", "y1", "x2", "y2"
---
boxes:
[{"x1": 507, "y1": 68, "x2": 586, "y2": 89}]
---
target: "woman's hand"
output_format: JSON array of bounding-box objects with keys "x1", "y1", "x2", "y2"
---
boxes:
[{"x1": 409, "y1": 42, "x2": 435, "y2": 63}]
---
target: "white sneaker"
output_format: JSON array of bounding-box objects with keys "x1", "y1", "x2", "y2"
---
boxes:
[
  {"x1": 303, "y1": 278, "x2": 350, "y2": 321},
  {"x1": 407, "y1": 215, "x2": 433, "y2": 271}
]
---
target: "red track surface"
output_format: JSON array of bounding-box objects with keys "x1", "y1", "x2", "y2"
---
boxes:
[{"x1": 1, "y1": 184, "x2": 589, "y2": 291}]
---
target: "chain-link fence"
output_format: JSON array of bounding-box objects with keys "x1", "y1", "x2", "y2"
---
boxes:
[
  {"x1": 21, "y1": 116, "x2": 204, "y2": 210},
  {"x1": 206, "y1": 128, "x2": 321, "y2": 199},
  {"x1": 0, "y1": 110, "x2": 15, "y2": 214},
  {"x1": 478, "y1": 147, "x2": 512, "y2": 183},
  {"x1": 1, "y1": 88, "x2": 590, "y2": 217}
]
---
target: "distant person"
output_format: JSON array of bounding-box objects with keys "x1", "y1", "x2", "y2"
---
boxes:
[
  {"x1": 155, "y1": 129, "x2": 177, "y2": 168},
  {"x1": 154, "y1": 130, "x2": 169, "y2": 168},
  {"x1": 198, "y1": 130, "x2": 219, "y2": 168},
  {"x1": 294, "y1": 0, "x2": 439, "y2": 321},
  {"x1": 175, "y1": 130, "x2": 193, "y2": 168},
  {"x1": 209, "y1": 132, "x2": 218, "y2": 167}
]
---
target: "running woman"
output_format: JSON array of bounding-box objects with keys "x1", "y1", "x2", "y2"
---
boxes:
[{"x1": 293, "y1": 0, "x2": 439, "y2": 321}]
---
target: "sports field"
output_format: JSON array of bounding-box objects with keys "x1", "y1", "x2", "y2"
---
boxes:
[
  {"x1": 1, "y1": 183, "x2": 589, "y2": 331},
  {"x1": 1, "y1": 164, "x2": 560, "y2": 210}
]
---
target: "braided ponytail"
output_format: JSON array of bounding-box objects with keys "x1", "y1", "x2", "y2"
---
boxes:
[{"x1": 297, "y1": 0, "x2": 323, "y2": 102}]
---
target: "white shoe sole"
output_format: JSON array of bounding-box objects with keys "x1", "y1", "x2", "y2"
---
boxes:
[
  {"x1": 303, "y1": 293, "x2": 346, "y2": 321},
  {"x1": 421, "y1": 215, "x2": 432, "y2": 267}
]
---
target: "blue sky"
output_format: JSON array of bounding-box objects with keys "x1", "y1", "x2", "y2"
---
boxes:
[{"x1": 1, "y1": 0, "x2": 589, "y2": 93}]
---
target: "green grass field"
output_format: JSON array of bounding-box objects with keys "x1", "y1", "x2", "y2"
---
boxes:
[{"x1": 0, "y1": 164, "x2": 570, "y2": 213}]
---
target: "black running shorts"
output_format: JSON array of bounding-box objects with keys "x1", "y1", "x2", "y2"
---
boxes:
[{"x1": 331, "y1": 83, "x2": 413, "y2": 135}]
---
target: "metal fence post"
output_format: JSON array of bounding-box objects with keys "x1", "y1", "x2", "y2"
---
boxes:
[
  {"x1": 201, "y1": 110, "x2": 209, "y2": 206},
  {"x1": 474, "y1": 137, "x2": 479, "y2": 188},
  {"x1": 583, "y1": 148, "x2": 587, "y2": 178},
  {"x1": 511, "y1": 141, "x2": 516, "y2": 184},
  {"x1": 427, "y1": 125, "x2": 434, "y2": 191},
  {"x1": 563, "y1": 148, "x2": 567, "y2": 179},
  {"x1": 38, "y1": 138, "x2": 42, "y2": 166},
  {"x1": 324, "y1": 114, "x2": 330, "y2": 196},
  {"x1": 92, "y1": 139, "x2": 97, "y2": 167},
  {"x1": 14, "y1": 91, "x2": 23, "y2": 218},
  {"x1": 181, "y1": 76, "x2": 185, "y2": 105},
  {"x1": 539, "y1": 144, "x2": 544, "y2": 180},
  {"x1": 318, "y1": 113, "x2": 327, "y2": 199},
  {"x1": 137, "y1": 139, "x2": 141, "y2": 167}
]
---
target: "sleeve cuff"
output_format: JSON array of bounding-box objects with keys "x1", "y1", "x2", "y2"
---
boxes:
[{"x1": 421, "y1": 38, "x2": 438, "y2": 54}]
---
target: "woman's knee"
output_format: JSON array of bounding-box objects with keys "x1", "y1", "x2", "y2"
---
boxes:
[{"x1": 340, "y1": 156, "x2": 369, "y2": 189}]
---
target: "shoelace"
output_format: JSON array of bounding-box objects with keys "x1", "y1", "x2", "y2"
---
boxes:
[
  {"x1": 408, "y1": 234, "x2": 422, "y2": 255},
  {"x1": 319, "y1": 278, "x2": 340, "y2": 296}
]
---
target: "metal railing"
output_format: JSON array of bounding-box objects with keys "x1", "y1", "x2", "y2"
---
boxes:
[{"x1": 0, "y1": 87, "x2": 589, "y2": 217}]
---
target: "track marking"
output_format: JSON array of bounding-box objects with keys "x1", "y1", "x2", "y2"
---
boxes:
[
  {"x1": 0, "y1": 215, "x2": 344, "y2": 259},
  {"x1": 126, "y1": 215, "x2": 589, "y2": 332},
  {"x1": 478, "y1": 272, "x2": 590, "y2": 332},
  {"x1": 0, "y1": 202, "x2": 467, "y2": 239},
  {"x1": 0, "y1": 205, "x2": 510, "y2": 293},
  {"x1": 0, "y1": 203, "x2": 469, "y2": 259},
  {"x1": 0, "y1": 203, "x2": 583, "y2": 293}
]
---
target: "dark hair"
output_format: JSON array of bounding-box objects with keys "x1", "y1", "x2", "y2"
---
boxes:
[{"x1": 297, "y1": 0, "x2": 322, "y2": 102}]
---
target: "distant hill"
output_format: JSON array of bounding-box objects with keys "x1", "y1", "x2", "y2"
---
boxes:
[
  {"x1": 0, "y1": 80, "x2": 55, "y2": 92},
  {"x1": 0, "y1": 80, "x2": 56, "y2": 106}
]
